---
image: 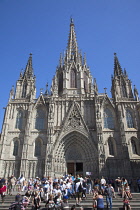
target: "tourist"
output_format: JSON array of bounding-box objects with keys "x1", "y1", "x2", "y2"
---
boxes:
[
  {"x1": 75, "y1": 178, "x2": 83, "y2": 205},
  {"x1": 124, "y1": 183, "x2": 132, "y2": 199},
  {"x1": 32, "y1": 191, "x2": 41, "y2": 210},
  {"x1": 61, "y1": 195, "x2": 70, "y2": 209},
  {"x1": 93, "y1": 190, "x2": 104, "y2": 210},
  {"x1": 7, "y1": 175, "x2": 16, "y2": 195},
  {"x1": 104, "y1": 184, "x2": 114, "y2": 209},
  {"x1": 123, "y1": 194, "x2": 132, "y2": 210},
  {"x1": 137, "y1": 177, "x2": 140, "y2": 192},
  {"x1": 115, "y1": 177, "x2": 122, "y2": 194},
  {"x1": 45, "y1": 194, "x2": 55, "y2": 209},
  {"x1": 0, "y1": 182, "x2": 7, "y2": 205}
]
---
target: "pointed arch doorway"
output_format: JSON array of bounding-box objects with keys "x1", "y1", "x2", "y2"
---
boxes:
[
  {"x1": 54, "y1": 131, "x2": 97, "y2": 178},
  {"x1": 63, "y1": 132, "x2": 88, "y2": 177}
]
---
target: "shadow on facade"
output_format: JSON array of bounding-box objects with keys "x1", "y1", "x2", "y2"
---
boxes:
[{"x1": 99, "y1": 143, "x2": 140, "y2": 179}]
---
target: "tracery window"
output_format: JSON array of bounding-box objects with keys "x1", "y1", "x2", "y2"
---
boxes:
[
  {"x1": 108, "y1": 138, "x2": 114, "y2": 156},
  {"x1": 22, "y1": 82, "x2": 27, "y2": 98},
  {"x1": 58, "y1": 72, "x2": 63, "y2": 94},
  {"x1": 13, "y1": 140, "x2": 19, "y2": 156},
  {"x1": 122, "y1": 84, "x2": 127, "y2": 97},
  {"x1": 34, "y1": 139, "x2": 41, "y2": 157},
  {"x1": 70, "y1": 69, "x2": 77, "y2": 88},
  {"x1": 104, "y1": 108, "x2": 114, "y2": 129},
  {"x1": 131, "y1": 139, "x2": 138, "y2": 155},
  {"x1": 35, "y1": 109, "x2": 45, "y2": 130},
  {"x1": 15, "y1": 110, "x2": 23, "y2": 129},
  {"x1": 126, "y1": 110, "x2": 134, "y2": 128}
]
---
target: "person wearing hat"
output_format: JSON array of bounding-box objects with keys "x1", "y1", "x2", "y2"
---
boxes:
[{"x1": 61, "y1": 195, "x2": 70, "y2": 209}]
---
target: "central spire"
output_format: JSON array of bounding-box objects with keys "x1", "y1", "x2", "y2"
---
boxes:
[
  {"x1": 66, "y1": 18, "x2": 79, "y2": 61},
  {"x1": 114, "y1": 53, "x2": 123, "y2": 76},
  {"x1": 23, "y1": 53, "x2": 34, "y2": 79}
]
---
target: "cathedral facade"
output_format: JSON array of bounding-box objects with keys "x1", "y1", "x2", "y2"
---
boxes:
[{"x1": 0, "y1": 19, "x2": 140, "y2": 179}]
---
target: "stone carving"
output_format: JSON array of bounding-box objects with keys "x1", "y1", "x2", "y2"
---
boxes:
[{"x1": 68, "y1": 108, "x2": 81, "y2": 128}]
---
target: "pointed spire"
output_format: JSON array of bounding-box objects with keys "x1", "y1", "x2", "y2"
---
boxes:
[
  {"x1": 114, "y1": 53, "x2": 123, "y2": 76},
  {"x1": 45, "y1": 83, "x2": 49, "y2": 95},
  {"x1": 83, "y1": 53, "x2": 87, "y2": 66},
  {"x1": 134, "y1": 85, "x2": 139, "y2": 101},
  {"x1": 59, "y1": 53, "x2": 63, "y2": 67},
  {"x1": 124, "y1": 68, "x2": 128, "y2": 77},
  {"x1": 93, "y1": 78, "x2": 98, "y2": 93},
  {"x1": 67, "y1": 18, "x2": 78, "y2": 61},
  {"x1": 9, "y1": 85, "x2": 15, "y2": 100},
  {"x1": 23, "y1": 53, "x2": 34, "y2": 78}
]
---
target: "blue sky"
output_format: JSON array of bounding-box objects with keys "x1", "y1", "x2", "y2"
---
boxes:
[{"x1": 0, "y1": 0, "x2": 140, "y2": 131}]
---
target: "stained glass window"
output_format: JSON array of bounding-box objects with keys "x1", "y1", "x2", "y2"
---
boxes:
[
  {"x1": 13, "y1": 140, "x2": 19, "y2": 156},
  {"x1": 122, "y1": 84, "x2": 127, "y2": 97},
  {"x1": 15, "y1": 110, "x2": 23, "y2": 129},
  {"x1": 126, "y1": 110, "x2": 134, "y2": 128},
  {"x1": 22, "y1": 82, "x2": 27, "y2": 98},
  {"x1": 70, "y1": 69, "x2": 77, "y2": 88},
  {"x1": 35, "y1": 109, "x2": 45, "y2": 130},
  {"x1": 108, "y1": 138, "x2": 114, "y2": 156},
  {"x1": 35, "y1": 139, "x2": 41, "y2": 157},
  {"x1": 58, "y1": 72, "x2": 63, "y2": 94},
  {"x1": 104, "y1": 108, "x2": 114, "y2": 129},
  {"x1": 131, "y1": 139, "x2": 137, "y2": 155}
]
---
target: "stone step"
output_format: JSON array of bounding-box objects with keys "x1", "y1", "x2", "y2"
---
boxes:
[{"x1": 1, "y1": 193, "x2": 140, "y2": 210}]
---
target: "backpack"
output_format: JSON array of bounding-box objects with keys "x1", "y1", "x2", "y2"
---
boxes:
[
  {"x1": 14, "y1": 203, "x2": 22, "y2": 210},
  {"x1": 0, "y1": 182, "x2": 3, "y2": 188},
  {"x1": 9, "y1": 202, "x2": 22, "y2": 210},
  {"x1": 78, "y1": 183, "x2": 83, "y2": 192}
]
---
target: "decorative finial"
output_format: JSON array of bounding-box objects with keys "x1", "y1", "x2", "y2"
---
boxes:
[
  {"x1": 70, "y1": 16, "x2": 74, "y2": 25},
  {"x1": 45, "y1": 83, "x2": 49, "y2": 95},
  {"x1": 104, "y1": 87, "x2": 107, "y2": 94},
  {"x1": 70, "y1": 16, "x2": 73, "y2": 23},
  {"x1": 40, "y1": 88, "x2": 43, "y2": 95},
  {"x1": 114, "y1": 52, "x2": 117, "y2": 56}
]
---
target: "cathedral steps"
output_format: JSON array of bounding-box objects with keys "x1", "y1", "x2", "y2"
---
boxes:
[{"x1": 0, "y1": 193, "x2": 140, "y2": 209}]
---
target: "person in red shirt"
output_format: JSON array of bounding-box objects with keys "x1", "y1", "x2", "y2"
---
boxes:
[
  {"x1": 123, "y1": 195, "x2": 132, "y2": 210},
  {"x1": 0, "y1": 183, "x2": 7, "y2": 204}
]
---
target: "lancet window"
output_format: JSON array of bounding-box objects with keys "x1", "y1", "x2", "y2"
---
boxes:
[
  {"x1": 22, "y1": 82, "x2": 27, "y2": 98},
  {"x1": 122, "y1": 84, "x2": 127, "y2": 97},
  {"x1": 35, "y1": 109, "x2": 45, "y2": 130},
  {"x1": 34, "y1": 139, "x2": 41, "y2": 157},
  {"x1": 58, "y1": 72, "x2": 63, "y2": 94},
  {"x1": 108, "y1": 138, "x2": 114, "y2": 156},
  {"x1": 70, "y1": 69, "x2": 77, "y2": 88},
  {"x1": 126, "y1": 109, "x2": 134, "y2": 128},
  {"x1": 104, "y1": 108, "x2": 114, "y2": 129},
  {"x1": 15, "y1": 110, "x2": 23, "y2": 129},
  {"x1": 13, "y1": 140, "x2": 19, "y2": 156},
  {"x1": 131, "y1": 139, "x2": 138, "y2": 155}
]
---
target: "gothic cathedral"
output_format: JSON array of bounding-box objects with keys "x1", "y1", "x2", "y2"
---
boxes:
[{"x1": 0, "y1": 19, "x2": 140, "y2": 179}]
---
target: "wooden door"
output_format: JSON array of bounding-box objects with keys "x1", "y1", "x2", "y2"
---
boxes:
[{"x1": 67, "y1": 162, "x2": 74, "y2": 175}]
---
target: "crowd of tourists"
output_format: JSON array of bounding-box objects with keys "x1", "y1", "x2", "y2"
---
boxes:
[{"x1": 0, "y1": 174, "x2": 140, "y2": 209}]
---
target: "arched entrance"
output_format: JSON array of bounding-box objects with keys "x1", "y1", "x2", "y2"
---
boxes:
[
  {"x1": 53, "y1": 131, "x2": 97, "y2": 177},
  {"x1": 66, "y1": 144, "x2": 84, "y2": 176}
]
